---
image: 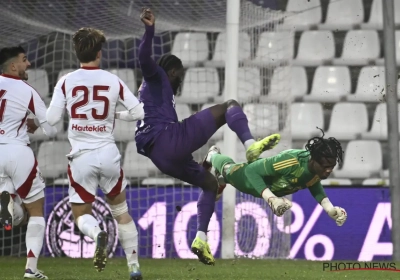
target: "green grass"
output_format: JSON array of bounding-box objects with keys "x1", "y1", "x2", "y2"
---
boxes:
[{"x1": 1, "y1": 258, "x2": 400, "y2": 280}]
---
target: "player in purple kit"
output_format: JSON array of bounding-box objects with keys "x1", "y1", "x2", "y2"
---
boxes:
[{"x1": 136, "y1": 8, "x2": 281, "y2": 265}]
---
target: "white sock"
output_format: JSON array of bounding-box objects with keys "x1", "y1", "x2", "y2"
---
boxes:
[
  {"x1": 244, "y1": 139, "x2": 256, "y2": 150},
  {"x1": 118, "y1": 221, "x2": 139, "y2": 266},
  {"x1": 25, "y1": 216, "x2": 45, "y2": 272},
  {"x1": 77, "y1": 214, "x2": 102, "y2": 241},
  {"x1": 261, "y1": 188, "x2": 276, "y2": 202},
  {"x1": 196, "y1": 231, "x2": 207, "y2": 241}
]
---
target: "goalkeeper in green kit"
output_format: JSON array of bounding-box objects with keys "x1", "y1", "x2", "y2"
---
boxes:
[{"x1": 203, "y1": 129, "x2": 348, "y2": 226}]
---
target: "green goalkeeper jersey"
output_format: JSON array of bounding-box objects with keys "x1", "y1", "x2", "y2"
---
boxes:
[{"x1": 223, "y1": 149, "x2": 327, "y2": 203}]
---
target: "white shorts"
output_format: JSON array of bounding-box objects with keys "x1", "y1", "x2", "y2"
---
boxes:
[
  {"x1": 0, "y1": 144, "x2": 45, "y2": 203},
  {"x1": 67, "y1": 143, "x2": 127, "y2": 203}
]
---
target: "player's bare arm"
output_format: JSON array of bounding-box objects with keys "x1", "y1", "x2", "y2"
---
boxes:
[{"x1": 26, "y1": 118, "x2": 38, "y2": 134}]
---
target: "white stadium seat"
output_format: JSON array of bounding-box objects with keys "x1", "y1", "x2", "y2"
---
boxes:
[
  {"x1": 333, "y1": 30, "x2": 380, "y2": 66},
  {"x1": 362, "y1": 0, "x2": 400, "y2": 29},
  {"x1": 171, "y1": 32, "x2": 209, "y2": 67},
  {"x1": 178, "y1": 67, "x2": 219, "y2": 104},
  {"x1": 321, "y1": 178, "x2": 352, "y2": 186},
  {"x1": 326, "y1": 102, "x2": 368, "y2": 140},
  {"x1": 294, "y1": 31, "x2": 335, "y2": 66},
  {"x1": 108, "y1": 68, "x2": 137, "y2": 93},
  {"x1": 320, "y1": 0, "x2": 364, "y2": 30},
  {"x1": 333, "y1": 140, "x2": 382, "y2": 179},
  {"x1": 37, "y1": 141, "x2": 70, "y2": 179},
  {"x1": 221, "y1": 68, "x2": 261, "y2": 102},
  {"x1": 347, "y1": 66, "x2": 385, "y2": 102},
  {"x1": 361, "y1": 103, "x2": 400, "y2": 140},
  {"x1": 303, "y1": 66, "x2": 351, "y2": 102},
  {"x1": 282, "y1": 0, "x2": 322, "y2": 31},
  {"x1": 243, "y1": 103, "x2": 279, "y2": 138},
  {"x1": 253, "y1": 32, "x2": 294, "y2": 66},
  {"x1": 175, "y1": 104, "x2": 192, "y2": 121},
  {"x1": 123, "y1": 141, "x2": 158, "y2": 178},
  {"x1": 266, "y1": 67, "x2": 307, "y2": 101},
  {"x1": 291, "y1": 103, "x2": 324, "y2": 140},
  {"x1": 26, "y1": 69, "x2": 49, "y2": 98},
  {"x1": 362, "y1": 178, "x2": 389, "y2": 186},
  {"x1": 57, "y1": 69, "x2": 74, "y2": 81},
  {"x1": 206, "y1": 32, "x2": 251, "y2": 67},
  {"x1": 114, "y1": 105, "x2": 137, "y2": 142}
]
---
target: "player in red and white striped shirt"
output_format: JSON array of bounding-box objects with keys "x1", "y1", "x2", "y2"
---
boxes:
[
  {"x1": 46, "y1": 28, "x2": 144, "y2": 279},
  {"x1": 0, "y1": 46, "x2": 57, "y2": 279}
]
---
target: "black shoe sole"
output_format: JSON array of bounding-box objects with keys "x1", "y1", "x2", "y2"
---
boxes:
[
  {"x1": 0, "y1": 192, "x2": 12, "y2": 230},
  {"x1": 93, "y1": 231, "x2": 108, "y2": 272}
]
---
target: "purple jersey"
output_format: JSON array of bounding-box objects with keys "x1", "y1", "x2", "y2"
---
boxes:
[{"x1": 135, "y1": 25, "x2": 178, "y2": 155}]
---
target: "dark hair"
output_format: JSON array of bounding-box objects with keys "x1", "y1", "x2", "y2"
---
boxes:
[
  {"x1": 299, "y1": 127, "x2": 344, "y2": 165},
  {"x1": 0, "y1": 46, "x2": 26, "y2": 68},
  {"x1": 157, "y1": 54, "x2": 183, "y2": 73},
  {"x1": 72, "y1": 28, "x2": 106, "y2": 63}
]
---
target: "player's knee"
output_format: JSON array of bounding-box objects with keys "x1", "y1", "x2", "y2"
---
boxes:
[
  {"x1": 225, "y1": 99, "x2": 240, "y2": 109},
  {"x1": 109, "y1": 201, "x2": 132, "y2": 224}
]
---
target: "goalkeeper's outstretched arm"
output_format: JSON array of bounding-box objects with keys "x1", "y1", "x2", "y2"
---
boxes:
[
  {"x1": 309, "y1": 183, "x2": 347, "y2": 226},
  {"x1": 138, "y1": 8, "x2": 157, "y2": 78}
]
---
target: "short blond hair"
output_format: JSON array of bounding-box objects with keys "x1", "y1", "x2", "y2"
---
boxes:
[{"x1": 72, "y1": 28, "x2": 106, "y2": 63}]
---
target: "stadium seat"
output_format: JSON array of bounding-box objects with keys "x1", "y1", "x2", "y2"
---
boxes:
[
  {"x1": 362, "y1": 178, "x2": 389, "y2": 186},
  {"x1": 266, "y1": 66, "x2": 307, "y2": 101},
  {"x1": 171, "y1": 32, "x2": 209, "y2": 67},
  {"x1": 320, "y1": 0, "x2": 364, "y2": 30},
  {"x1": 123, "y1": 141, "x2": 158, "y2": 178},
  {"x1": 141, "y1": 177, "x2": 176, "y2": 185},
  {"x1": 205, "y1": 32, "x2": 251, "y2": 67},
  {"x1": 376, "y1": 31, "x2": 400, "y2": 66},
  {"x1": 200, "y1": 103, "x2": 223, "y2": 140},
  {"x1": 221, "y1": 68, "x2": 261, "y2": 102},
  {"x1": 108, "y1": 68, "x2": 137, "y2": 93},
  {"x1": 253, "y1": 32, "x2": 294, "y2": 66},
  {"x1": 37, "y1": 141, "x2": 70, "y2": 179},
  {"x1": 294, "y1": 31, "x2": 335, "y2": 66},
  {"x1": 333, "y1": 140, "x2": 382, "y2": 179},
  {"x1": 326, "y1": 102, "x2": 369, "y2": 140},
  {"x1": 114, "y1": 105, "x2": 137, "y2": 142},
  {"x1": 333, "y1": 30, "x2": 380, "y2": 66},
  {"x1": 291, "y1": 103, "x2": 324, "y2": 140},
  {"x1": 320, "y1": 178, "x2": 352, "y2": 186},
  {"x1": 346, "y1": 66, "x2": 385, "y2": 102},
  {"x1": 26, "y1": 69, "x2": 49, "y2": 98},
  {"x1": 303, "y1": 66, "x2": 351, "y2": 102},
  {"x1": 57, "y1": 69, "x2": 74, "y2": 81},
  {"x1": 361, "y1": 103, "x2": 400, "y2": 140},
  {"x1": 175, "y1": 104, "x2": 192, "y2": 121},
  {"x1": 282, "y1": 0, "x2": 322, "y2": 31},
  {"x1": 361, "y1": 0, "x2": 400, "y2": 29},
  {"x1": 178, "y1": 68, "x2": 219, "y2": 104},
  {"x1": 243, "y1": 103, "x2": 279, "y2": 138}
]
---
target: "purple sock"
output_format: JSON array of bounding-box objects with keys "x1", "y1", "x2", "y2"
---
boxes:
[
  {"x1": 225, "y1": 106, "x2": 254, "y2": 144},
  {"x1": 197, "y1": 190, "x2": 216, "y2": 232}
]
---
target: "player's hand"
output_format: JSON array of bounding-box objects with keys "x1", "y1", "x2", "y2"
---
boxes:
[
  {"x1": 26, "y1": 118, "x2": 39, "y2": 134},
  {"x1": 267, "y1": 197, "x2": 292, "y2": 217},
  {"x1": 328, "y1": 206, "x2": 347, "y2": 226},
  {"x1": 141, "y1": 8, "x2": 155, "y2": 26}
]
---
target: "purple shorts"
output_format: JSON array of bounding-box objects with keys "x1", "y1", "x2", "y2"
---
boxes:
[{"x1": 148, "y1": 108, "x2": 217, "y2": 186}]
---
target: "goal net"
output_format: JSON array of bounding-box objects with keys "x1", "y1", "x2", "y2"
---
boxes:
[{"x1": 0, "y1": 0, "x2": 293, "y2": 260}]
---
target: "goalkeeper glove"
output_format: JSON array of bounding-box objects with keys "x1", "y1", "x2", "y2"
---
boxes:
[{"x1": 321, "y1": 198, "x2": 347, "y2": 226}]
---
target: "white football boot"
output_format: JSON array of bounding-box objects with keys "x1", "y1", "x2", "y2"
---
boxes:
[{"x1": 24, "y1": 269, "x2": 48, "y2": 279}]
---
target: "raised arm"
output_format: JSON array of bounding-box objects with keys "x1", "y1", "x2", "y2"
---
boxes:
[{"x1": 138, "y1": 8, "x2": 158, "y2": 78}]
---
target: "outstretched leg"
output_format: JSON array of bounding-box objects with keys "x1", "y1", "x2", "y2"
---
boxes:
[{"x1": 207, "y1": 99, "x2": 280, "y2": 162}]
